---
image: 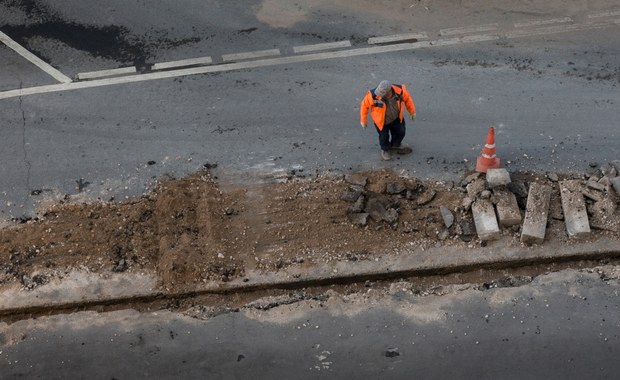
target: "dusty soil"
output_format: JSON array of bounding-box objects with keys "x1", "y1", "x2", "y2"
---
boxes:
[{"x1": 0, "y1": 168, "x2": 618, "y2": 293}]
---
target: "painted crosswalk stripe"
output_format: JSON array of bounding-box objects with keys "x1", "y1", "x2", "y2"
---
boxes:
[
  {"x1": 368, "y1": 33, "x2": 428, "y2": 45},
  {"x1": 222, "y1": 49, "x2": 280, "y2": 62},
  {"x1": 293, "y1": 41, "x2": 351, "y2": 53},
  {"x1": 0, "y1": 30, "x2": 72, "y2": 83},
  {"x1": 506, "y1": 20, "x2": 618, "y2": 38},
  {"x1": 514, "y1": 17, "x2": 573, "y2": 28},
  {"x1": 587, "y1": 10, "x2": 620, "y2": 18},
  {"x1": 439, "y1": 24, "x2": 498, "y2": 36},
  {"x1": 460, "y1": 34, "x2": 500, "y2": 43},
  {"x1": 152, "y1": 56, "x2": 213, "y2": 70},
  {"x1": 76, "y1": 66, "x2": 137, "y2": 80}
]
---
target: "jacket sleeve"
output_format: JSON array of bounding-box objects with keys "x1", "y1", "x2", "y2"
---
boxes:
[
  {"x1": 360, "y1": 92, "x2": 371, "y2": 123},
  {"x1": 401, "y1": 85, "x2": 416, "y2": 115}
]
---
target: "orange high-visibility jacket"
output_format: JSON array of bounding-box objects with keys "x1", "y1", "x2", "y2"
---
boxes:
[{"x1": 360, "y1": 84, "x2": 416, "y2": 131}]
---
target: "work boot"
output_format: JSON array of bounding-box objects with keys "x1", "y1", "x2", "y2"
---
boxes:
[
  {"x1": 390, "y1": 143, "x2": 413, "y2": 155},
  {"x1": 381, "y1": 150, "x2": 392, "y2": 161}
]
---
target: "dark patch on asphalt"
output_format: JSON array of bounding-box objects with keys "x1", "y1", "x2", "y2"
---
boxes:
[
  {"x1": 3, "y1": 0, "x2": 200, "y2": 66},
  {"x1": 478, "y1": 275, "x2": 533, "y2": 290},
  {"x1": 76, "y1": 178, "x2": 90, "y2": 192},
  {"x1": 4, "y1": 0, "x2": 44, "y2": 18},
  {"x1": 4, "y1": 22, "x2": 148, "y2": 66},
  {"x1": 237, "y1": 27, "x2": 258, "y2": 34}
]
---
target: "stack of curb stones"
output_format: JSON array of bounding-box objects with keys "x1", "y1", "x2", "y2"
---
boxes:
[
  {"x1": 582, "y1": 160, "x2": 620, "y2": 232},
  {"x1": 550, "y1": 160, "x2": 620, "y2": 238},
  {"x1": 460, "y1": 160, "x2": 620, "y2": 245},
  {"x1": 341, "y1": 163, "x2": 619, "y2": 247},
  {"x1": 460, "y1": 169, "x2": 521, "y2": 242}
]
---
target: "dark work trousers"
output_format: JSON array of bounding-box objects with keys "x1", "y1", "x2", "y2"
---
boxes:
[{"x1": 375, "y1": 118, "x2": 406, "y2": 152}]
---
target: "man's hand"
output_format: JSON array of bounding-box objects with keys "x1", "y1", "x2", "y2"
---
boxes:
[
  {"x1": 410, "y1": 113, "x2": 416, "y2": 121},
  {"x1": 360, "y1": 122, "x2": 368, "y2": 129}
]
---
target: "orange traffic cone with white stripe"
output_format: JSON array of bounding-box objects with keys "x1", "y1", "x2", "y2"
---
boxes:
[{"x1": 475, "y1": 126, "x2": 500, "y2": 173}]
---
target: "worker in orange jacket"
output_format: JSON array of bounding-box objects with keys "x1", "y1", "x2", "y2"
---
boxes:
[{"x1": 360, "y1": 80, "x2": 416, "y2": 161}]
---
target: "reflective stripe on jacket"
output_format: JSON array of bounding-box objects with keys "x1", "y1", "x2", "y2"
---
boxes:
[{"x1": 359, "y1": 84, "x2": 416, "y2": 131}]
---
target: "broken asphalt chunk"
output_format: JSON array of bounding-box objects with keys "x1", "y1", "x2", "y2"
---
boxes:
[
  {"x1": 466, "y1": 179, "x2": 486, "y2": 198},
  {"x1": 461, "y1": 197, "x2": 474, "y2": 212},
  {"x1": 365, "y1": 197, "x2": 392, "y2": 223},
  {"x1": 610, "y1": 177, "x2": 620, "y2": 195},
  {"x1": 349, "y1": 195, "x2": 367, "y2": 213},
  {"x1": 582, "y1": 187, "x2": 603, "y2": 202},
  {"x1": 610, "y1": 160, "x2": 620, "y2": 175},
  {"x1": 586, "y1": 180, "x2": 606, "y2": 192},
  {"x1": 385, "y1": 348, "x2": 400, "y2": 358},
  {"x1": 459, "y1": 218, "x2": 476, "y2": 241},
  {"x1": 601, "y1": 163, "x2": 618, "y2": 178},
  {"x1": 461, "y1": 172, "x2": 481, "y2": 187},
  {"x1": 386, "y1": 181, "x2": 407, "y2": 195},
  {"x1": 345, "y1": 174, "x2": 368, "y2": 187},
  {"x1": 439, "y1": 206, "x2": 454, "y2": 228},
  {"x1": 341, "y1": 189, "x2": 363, "y2": 202},
  {"x1": 547, "y1": 172, "x2": 559, "y2": 182},
  {"x1": 416, "y1": 189, "x2": 436, "y2": 206}
]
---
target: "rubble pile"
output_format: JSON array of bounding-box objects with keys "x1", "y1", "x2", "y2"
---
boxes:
[
  {"x1": 343, "y1": 160, "x2": 620, "y2": 247},
  {"x1": 0, "y1": 165, "x2": 618, "y2": 292},
  {"x1": 343, "y1": 173, "x2": 436, "y2": 228}
]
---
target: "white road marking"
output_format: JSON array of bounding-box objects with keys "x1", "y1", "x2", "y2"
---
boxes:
[
  {"x1": 76, "y1": 66, "x2": 137, "y2": 80},
  {"x1": 514, "y1": 17, "x2": 573, "y2": 28},
  {"x1": 460, "y1": 34, "x2": 500, "y2": 43},
  {"x1": 430, "y1": 37, "x2": 461, "y2": 46},
  {"x1": 439, "y1": 23, "x2": 498, "y2": 36},
  {"x1": 1, "y1": 18, "x2": 618, "y2": 101},
  {"x1": 0, "y1": 30, "x2": 72, "y2": 84},
  {"x1": 506, "y1": 19, "x2": 618, "y2": 38},
  {"x1": 152, "y1": 56, "x2": 213, "y2": 70},
  {"x1": 587, "y1": 9, "x2": 620, "y2": 18},
  {"x1": 222, "y1": 48, "x2": 280, "y2": 62},
  {"x1": 368, "y1": 32, "x2": 428, "y2": 45},
  {"x1": 293, "y1": 40, "x2": 351, "y2": 53}
]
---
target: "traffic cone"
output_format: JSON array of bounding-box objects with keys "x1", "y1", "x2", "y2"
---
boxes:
[{"x1": 475, "y1": 126, "x2": 500, "y2": 173}]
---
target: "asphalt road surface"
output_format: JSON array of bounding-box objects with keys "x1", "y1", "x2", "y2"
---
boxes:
[
  {"x1": 1, "y1": 1, "x2": 620, "y2": 378},
  {"x1": 2, "y1": 268, "x2": 620, "y2": 379},
  {"x1": 1, "y1": 0, "x2": 619, "y2": 219}
]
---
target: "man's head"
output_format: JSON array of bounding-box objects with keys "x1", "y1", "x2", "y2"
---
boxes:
[{"x1": 375, "y1": 80, "x2": 393, "y2": 98}]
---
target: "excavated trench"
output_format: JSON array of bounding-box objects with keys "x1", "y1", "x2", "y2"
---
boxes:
[
  {"x1": 1, "y1": 165, "x2": 619, "y2": 323},
  {"x1": 2, "y1": 255, "x2": 620, "y2": 324}
]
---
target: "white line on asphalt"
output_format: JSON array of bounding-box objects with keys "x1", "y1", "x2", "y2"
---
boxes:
[
  {"x1": 506, "y1": 20, "x2": 618, "y2": 38},
  {"x1": 439, "y1": 23, "x2": 498, "y2": 36},
  {"x1": 222, "y1": 49, "x2": 280, "y2": 62},
  {"x1": 152, "y1": 56, "x2": 213, "y2": 70},
  {"x1": 293, "y1": 40, "x2": 351, "y2": 53},
  {"x1": 368, "y1": 32, "x2": 428, "y2": 45},
  {"x1": 430, "y1": 37, "x2": 461, "y2": 46},
  {"x1": 460, "y1": 34, "x2": 500, "y2": 43},
  {"x1": 76, "y1": 66, "x2": 137, "y2": 80},
  {"x1": 514, "y1": 17, "x2": 573, "y2": 28},
  {"x1": 0, "y1": 30, "x2": 72, "y2": 84},
  {"x1": 1, "y1": 19, "x2": 618, "y2": 101},
  {"x1": 587, "y1": 9, "x2": 620, "y2": 18}
]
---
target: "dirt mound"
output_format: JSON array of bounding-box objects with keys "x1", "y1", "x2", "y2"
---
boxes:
[{"x1": 1, "y1": 168, "x2": 618, "y2": 293}]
